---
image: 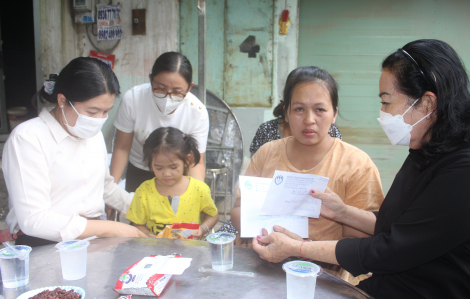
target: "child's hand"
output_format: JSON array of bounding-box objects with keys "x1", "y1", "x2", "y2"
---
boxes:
[{"x1": 193, "y1": 228, "x2": 205, "y2": 240}]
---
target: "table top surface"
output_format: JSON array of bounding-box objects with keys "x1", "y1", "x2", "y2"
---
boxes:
[{"x1": 1, "y1": 238, "x2": 372, "y2": 299}]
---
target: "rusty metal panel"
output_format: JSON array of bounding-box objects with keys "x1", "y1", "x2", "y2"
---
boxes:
[{"x1": 224, "y1": 0, "x2": 274, "y2": 107}]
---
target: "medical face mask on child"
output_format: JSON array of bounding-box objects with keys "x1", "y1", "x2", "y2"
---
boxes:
[
  {"x1": 61, "y1": 101, "x2": 107, "y2": 139},
  {"x1": 377, "y1": 98, "x2": 433, "y2": 146},
  {"x1": 153, "y1": 93, "x2": 185, "y2": 116}
]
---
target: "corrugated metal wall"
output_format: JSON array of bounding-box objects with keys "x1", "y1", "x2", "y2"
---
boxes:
[{"x1": 298, "y1": 0, "x2": 470, "y2": 193}]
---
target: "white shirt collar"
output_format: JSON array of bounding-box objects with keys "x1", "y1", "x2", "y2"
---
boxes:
[{"x1": 39, "y1": 107, "x2": 78, "y2": 143}]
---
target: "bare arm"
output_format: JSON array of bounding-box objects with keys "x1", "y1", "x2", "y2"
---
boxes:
[
  {"x1": 230, "y1": 194, "x2": 241, "y2": 232},
  {"x1": 77, "y1": 220, "x2": 148, "y2": 239},
  {"x1": 339, "y1": 207, "x2": 377, "y2": 236},
  {"x1": 343, "y1": 225, "x2": 373, "y2": 238},
  {"x1": 253, "y1": 232, "x2": 338, "y2": 264},
  {"x1": 312, "y1": 188, "x2": 377, "y2": 235},
  {"x1": 132, "y1": 223, "x2": 156, "y2": 238},
  {"x1": 110, "y1": 130, "x2": 134, "y2": 183},
  {"x1": 188, "y1": 152, "x2": 206, "y2": 181},
  {"x1": 194, "y1": 213, "x2": 219, "y2": 240}
]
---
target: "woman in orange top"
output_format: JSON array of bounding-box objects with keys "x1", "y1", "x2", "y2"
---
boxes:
[{"x1": 231, "y1": 66, "x2": 384, "y2": 281}]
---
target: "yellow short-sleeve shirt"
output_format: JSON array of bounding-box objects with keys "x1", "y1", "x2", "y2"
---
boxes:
[{"x1": 126, "y1": 177, "x2": 218, "y2": 234}]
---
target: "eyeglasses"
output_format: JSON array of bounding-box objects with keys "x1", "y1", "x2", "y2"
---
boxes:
[
  {"x1": 152, "y1": 86, "x2": 187, "y2": 102},
  {"x1": 398, "y1": 48, "x2": 435, "y2": 91}
]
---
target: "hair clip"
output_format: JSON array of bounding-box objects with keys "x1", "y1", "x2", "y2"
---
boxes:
[
  {"x1": 182, "y1": 133, "x2": 186, "y2": 138},
  {"x1": 398, "y1": 49, "x2": 435, "y2": 90},
  {"x1": 43, "y1": 81, "x2": 56, "y2": 95}
]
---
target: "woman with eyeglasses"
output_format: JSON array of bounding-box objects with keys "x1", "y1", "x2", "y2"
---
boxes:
[
  {"x1": 110, "y1": 52, "x2": 209, "y2": 193},
  {"x1": 253, "y1": 39, "x2": 470, "y2": 298}
]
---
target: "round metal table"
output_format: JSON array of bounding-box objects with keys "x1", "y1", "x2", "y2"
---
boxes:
[{"x1": 1, "y1": 238, "x2": 372, "y2": 298}]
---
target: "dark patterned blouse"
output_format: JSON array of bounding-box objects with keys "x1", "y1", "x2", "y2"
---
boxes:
[{"x1": 249, "y1": 118, "x2": 342, "y2": 156}]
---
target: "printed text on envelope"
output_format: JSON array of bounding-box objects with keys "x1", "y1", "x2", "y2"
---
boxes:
[{"x1": 259, "y1": 170, "x2": 329, "y2": 218}]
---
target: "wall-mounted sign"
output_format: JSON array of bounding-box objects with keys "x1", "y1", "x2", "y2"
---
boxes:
[
  {"x1": 97, "y1": 5, "x2": 122, "y2": 41},
  {"x1": 90, "y1": 50, "x2": 116, "y2": 69}
]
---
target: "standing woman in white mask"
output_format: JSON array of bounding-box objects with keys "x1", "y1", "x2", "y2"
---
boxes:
[
  {"x1": 253, "y1": 39, "x2": 470, "y2": 298},
  {"x1": 2, "y1": 57, "x2": 147, "y2": 247},
  {"x1": 110, "y1": 52, "x2": 208, "y2": 192}
]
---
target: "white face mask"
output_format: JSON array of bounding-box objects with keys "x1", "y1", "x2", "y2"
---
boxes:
[
  {"x1": 153, "y1": 93, "x2": 185, "y2": 116},
  {"x1": 377, "y1": 98, "x2": 433, "y2": 146},
  {"x1": 62, "y1": 102, "x2": 107, "y2": 139}
]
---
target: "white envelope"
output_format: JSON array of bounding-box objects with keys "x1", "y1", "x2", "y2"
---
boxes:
[
  {"x1": 260, "y1": 170, "x2": 329, "y2": 218},
  {"x1": 239, "y1": 175, "x2": 308, "y2": 238}
]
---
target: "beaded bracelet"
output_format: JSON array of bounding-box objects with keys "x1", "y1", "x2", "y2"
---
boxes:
[{"x1": 201, "y1": 223, "x2": 210, "y2": 233}]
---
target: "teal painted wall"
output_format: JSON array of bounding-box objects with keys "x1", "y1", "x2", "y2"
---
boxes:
[
  {"x1": 180, "y1": 0, "x2": 285, "y2": 158},
  {"x1": 298, "y1": 0, "x2": 470, "y2": 193},
  {"x1": 179, "y1": 0, "x2": 274, "y2": 107},
  {"x1": 179, "y1": 0, "x2": 225, "y2": 99}
]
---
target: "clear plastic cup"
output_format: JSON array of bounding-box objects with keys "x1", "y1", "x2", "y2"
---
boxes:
[
  {"x1": 206, "y1": 232, "x2": 236, "y2": 271},
  {"x1": 0, "y1": 245, "x2": 32, "y2": 288},
  {"x1": 283, "y1": 261, "x2": 323, "y2": 299},
  {"x1": 56, "y1": 240, "x2": 90, "y2": 280}
]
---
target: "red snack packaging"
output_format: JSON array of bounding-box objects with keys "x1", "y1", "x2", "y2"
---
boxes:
[
  {"x1": 155, "y1": 223, "x2": 199, "y2": 239},
  {"x1": 114, "y1": 255, "x2": 181, "y2": 296}
]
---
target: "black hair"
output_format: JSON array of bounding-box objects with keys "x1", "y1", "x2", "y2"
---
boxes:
[
  {"x1": 150, "y1": 52, "x2": 192, "y2": 86},
  {"x1": 39, "y1": 57, "x2": 120, "y2": 104},
  {"x1": 282, "y1": 66, "x2": 339, "y2": 117},
  {"x1": 143, "y1": 127, "x2": 200, "y2": 170},
  {"x1": 382, "y1": 39, "x2": 470, "y2": 169},
  {"x1": 272, "y1": 101, "x2": 285, "y2": 119}
]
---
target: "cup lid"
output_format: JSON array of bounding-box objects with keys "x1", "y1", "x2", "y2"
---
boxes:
[
  {"x1": 206, "y1": 232, "x2": 236, "y2": 244},
  {"x1": 56, "y1": 240, "x2": 90, "y2": 251},
  {"x1": 282, "y1": 261, "x2": 323, "y2": 278},
  {"x1": 0, "y1": 245, "x2": 32, "y2": 258}
]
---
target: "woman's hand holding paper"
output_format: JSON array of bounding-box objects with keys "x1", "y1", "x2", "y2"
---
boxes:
[
  {"x1": 311, "y1": 187, "x2": 377, "y2": 236},
  {"x1": 310, "y1": 187, "x2": 347, "y2": 221}
]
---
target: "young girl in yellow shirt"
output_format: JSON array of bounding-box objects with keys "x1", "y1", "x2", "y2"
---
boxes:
[{"x1": 126, "y1": 127, "x2": 218, "y2": 239}]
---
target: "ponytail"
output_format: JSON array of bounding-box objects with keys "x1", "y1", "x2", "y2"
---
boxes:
[
  {"x1": 143, "y1": 127, "x2": 201, "y2": 169},
  {"x1": 39, "y1": 57, "x2": 120, "y2": 105},
  {"x1": 272, "y1": 100, "x2": 285, "y2": 119},
  {"x1": 182, "y1": 133, "x2": 200, "y2": 166}
]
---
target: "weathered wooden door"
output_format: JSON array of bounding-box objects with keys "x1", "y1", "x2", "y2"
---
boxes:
[{"x1": 179, "y1": 0, "x2": 274, "y2": 107}]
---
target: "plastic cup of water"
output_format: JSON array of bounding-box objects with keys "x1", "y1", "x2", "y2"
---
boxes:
[
  {"x1": 206, "y1": 232, "x2": 236, "y2": 271},
  {"x1": 56, "y1": 240, "x2": 90, "y2": 280},
  {"x1": 283, "y1": 260, "x2": 323, "y2": 299},
  {"x1": 0, "y1": 245, "x2": 32, "y2": 288}
]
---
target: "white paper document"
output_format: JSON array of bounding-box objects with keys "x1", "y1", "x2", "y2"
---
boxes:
[
  {"x1": 239, "y1": 175, "x2": 308, "y2": 238},
  {"x1": 260, "y1": 171, "x2": 329, "y2": 218},
  {"x1": 137, "y1": 256, "x2": 192, "y2": 275}
]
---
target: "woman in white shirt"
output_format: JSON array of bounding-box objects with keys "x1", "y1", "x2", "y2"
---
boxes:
[
  {"x1": 3, "y1": 57, "x2": 147, "y2": 247},
  {"x1": 110, "y1": 52, "x2": 209, "y2": 192}
]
